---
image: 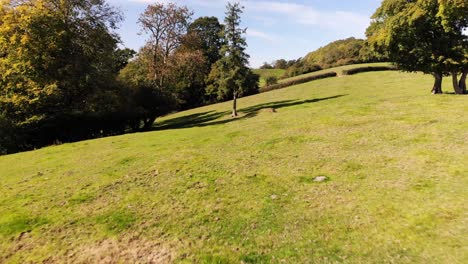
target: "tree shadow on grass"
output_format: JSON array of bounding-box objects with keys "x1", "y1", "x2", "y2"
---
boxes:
[{"x1": 155, "y1": 94, "x2": 347, "y2": 130}]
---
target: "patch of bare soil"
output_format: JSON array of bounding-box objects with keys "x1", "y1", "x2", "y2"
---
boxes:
[{"x1": 67, "y1": 237, "x2": 174, "y2": 264}]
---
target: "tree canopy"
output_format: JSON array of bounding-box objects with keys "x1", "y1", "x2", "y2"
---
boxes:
[
  {"x1": 366, "y1": 0, "x2": 467, "y2": 94},
  {"x1": 0, "y1": 0, "x2": 132, "y2": 152}
]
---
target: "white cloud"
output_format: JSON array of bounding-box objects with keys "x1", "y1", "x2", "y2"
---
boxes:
[
  {"x1": 110, "y1": 0, "x2": 370, "y2": 36},
  {"x1": 243, "y1": 1, "x2": 369, "y2": 37},
  {"x1": 246, "y1": 29, "x2": 279, "y2": 42}
]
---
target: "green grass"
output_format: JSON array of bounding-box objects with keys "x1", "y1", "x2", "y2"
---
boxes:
[
  {"x1": 1, "y1": 71, "x2": 467, "y2": 263},
  {"x1": 253, "y1": 68, "x2": 286, "y2": 87}
]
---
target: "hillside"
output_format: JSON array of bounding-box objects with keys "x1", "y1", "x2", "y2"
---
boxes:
[
  {"x1": 1, "y1": 71, "x2": 467, "y2": 263},
  {"x1": 303, "y1": 37, "x2": 366, "y2": 68},
  {"x1": 280, "y1": 38, "x2": 386, "y2": 79}
]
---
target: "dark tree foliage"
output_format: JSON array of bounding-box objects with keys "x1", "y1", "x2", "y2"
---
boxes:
[
  {"x1": 188, "y1": 16, "x2": 224, "y2": 66},
  {"x1": 0, "y1": 0, "x2": 142, "y2": 153}
]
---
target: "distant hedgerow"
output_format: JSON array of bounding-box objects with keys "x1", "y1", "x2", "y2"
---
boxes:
[{"x1": 260, "y1": 72, "x2": 337, "y2": 93}]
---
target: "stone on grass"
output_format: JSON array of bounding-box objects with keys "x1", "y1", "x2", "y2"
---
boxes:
[{"x1": 313, "y1": 176, "x2": 328, "y2": 182}]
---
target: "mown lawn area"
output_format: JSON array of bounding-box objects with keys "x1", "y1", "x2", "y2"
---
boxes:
[{"x1": 0, "y1": 71, "x2": 467, "y2": 263}]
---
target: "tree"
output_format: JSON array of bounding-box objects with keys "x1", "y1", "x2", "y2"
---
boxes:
[
  {"x1": 113, "y1": 48, "x2": 137, "y2": 73},
  {"x1": 206, "y1": 2, "x2": 259, "y2": 117},
  {"x1": 366, "y1": 0, "x2": 467, "y2": 94},
  {"x1": 274, "y1": 59, "x2": 288, "y2": 69},
  {"x1": 260, "y1": 62, "x2": 273, "y2": 69},
  {"x1": 166, "y1": 48, "x2": 208, "y2": 109},
  {"x1": 138, "y1": 3, "x2": 193, "y2": 87},
  {"x1": 0, "y1": 0, "x2": 125, "y2": 151},
  {"x1": 437, "y1": 0, "x2": 468, "y2": 94},
  {"x1": 118, "y1": 45, "x2": 175, "y2": 130},
  {"x1": 188, "y1": 16, "x2": 224, "y2": 66}
]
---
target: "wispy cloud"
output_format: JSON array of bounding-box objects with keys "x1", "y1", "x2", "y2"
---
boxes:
[
  {"x1": 246, "y1": 29, "x2": 280, "y2": 42},
  {"x1": 244, "y1": 1, "x2": 369, "y2": 36},
  {"x1": 110, "y1": 0, "x2": 370, "y2": 37}
]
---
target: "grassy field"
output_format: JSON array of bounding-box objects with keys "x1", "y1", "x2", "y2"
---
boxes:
[
  {"x1": 253, "y1": 69, "x2": 286, "y2": 87},
  {"x1": 1, "y1": 71, "x2": 467, "y2": 263}
]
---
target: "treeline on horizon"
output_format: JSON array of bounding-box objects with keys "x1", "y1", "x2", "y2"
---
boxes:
[
  {"x1": 0, "y1": 0, "x2": 258, "y2": 154},
  {"x1": 259, "y1": 37, "x2": 388, "y2": 80}
]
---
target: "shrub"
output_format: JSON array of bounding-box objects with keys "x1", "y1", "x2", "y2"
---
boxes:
[
  {"x1": 283, "y1": 62, "x2": 322, "y2": 78},
  {"x1": 265, "y1": 76, "x2": 278, "y2": 86},
  {"x1": 341, "y1": 66, "x2": 397, "y2": 75}
]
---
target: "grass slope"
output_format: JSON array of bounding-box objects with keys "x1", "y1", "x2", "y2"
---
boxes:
[{"x1": 1, "y1": 71, "x2": 467, "y2": 263}]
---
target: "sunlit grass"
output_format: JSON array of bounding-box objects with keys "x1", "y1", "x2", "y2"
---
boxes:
[{"x1": 0, "y1": 70, "x2": 467, "y2": 263}]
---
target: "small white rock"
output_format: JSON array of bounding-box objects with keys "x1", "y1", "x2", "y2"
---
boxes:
[{"x1": 313, "y1": 176, "x2": 328, "y2": 182}]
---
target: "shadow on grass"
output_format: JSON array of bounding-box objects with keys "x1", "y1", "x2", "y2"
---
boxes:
[{"x1": 155, "y1": 94, "x2": 347, "y2": 130}]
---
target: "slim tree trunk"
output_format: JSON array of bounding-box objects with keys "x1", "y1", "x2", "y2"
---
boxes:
[
  {"x1": 232, "y1": 91, "x2": 238, "y2": 117},
  {"x1": 452, "y1": 71, "x2": 464, "y2": 94},
  {"x1": 458, "y1": 70, "x2": 467, "y2": 94},
  {"x1": 432, "y1": 73, "x2": 443, "y2": 94}
]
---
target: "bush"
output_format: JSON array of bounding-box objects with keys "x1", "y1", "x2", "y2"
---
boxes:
[
  {"x1": 283, "y1": 62, "x2": 322, "y2": 78},
  {"x1": 265, "y1": 76, "x2": 278, "y2": 86},
  {"x1": 341, "y1": 65, "x2": 397, "y2": 75},
  {"x1": 260, "y1": 72, "x2": 337, "y2": 93}
]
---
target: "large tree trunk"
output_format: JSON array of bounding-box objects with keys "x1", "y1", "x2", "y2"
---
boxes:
[
  {"x1": 232, "y1": 92, "x2": 238, "y2": 117},
  {"x1": 458, "y1": 70, "x2": 467, "y2": 95},
  {"x1": 431, "y1": 73, "x2": 443, "y2": 94}
]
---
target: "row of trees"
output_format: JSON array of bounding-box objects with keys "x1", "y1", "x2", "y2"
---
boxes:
[
  {"x1": 0, "y1": 0, "x2": 133, "y2": 153},
  {"x1": 0, "y1": 1, "x2": 257, "y2": 154},
  {"x1": 367, "y1": 0, "x2": 467, "y2": 94},
  {"x1": 119, "y1": 2, "x2": 257, "y2": 125},
  {"x1": 260, "y1": 59, "x2": 298, "y2": 70}
]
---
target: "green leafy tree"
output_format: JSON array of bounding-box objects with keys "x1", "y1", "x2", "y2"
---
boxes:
[
  {"x1": 274, "y1": 59, "x2": 288, "y2": 69},
  {"x1": 188, "y1": 16, "x2": 224, "y2": 66},
  {"x1": 0, "y1": 0, "x2": 124, "y2": 151},
  {"x1": 206, "y1": 2, "x2": 259, "y2": 117},
  {"x1": 113, "y1": 48, "x2": 137, "y2": 74},
  {"x1": 118, "y1": 45, "x2": 175, "y2": 130},
  {"x1": 367, "y1": 0, "x2": 467, "y2": 94}
]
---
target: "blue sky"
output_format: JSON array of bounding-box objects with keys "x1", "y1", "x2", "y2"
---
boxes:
[{"x1": 108, "y1": 0, "x2": 382, "y2": 67}]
